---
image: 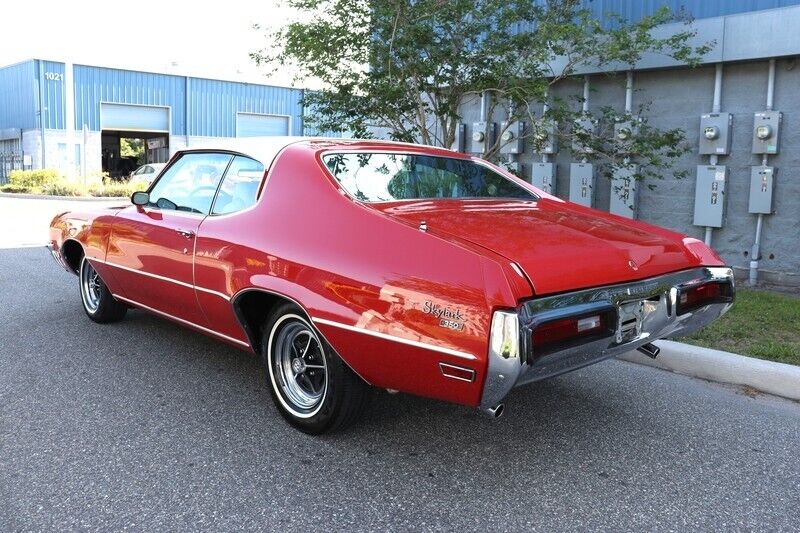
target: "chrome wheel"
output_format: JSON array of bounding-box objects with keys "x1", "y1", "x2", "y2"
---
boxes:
[
  {"x1": 80, "y1": 258, "x2": 103, "y2": 314},
  {"x1": 268, "y1": 314, "x2": 328, "y2": 418}
]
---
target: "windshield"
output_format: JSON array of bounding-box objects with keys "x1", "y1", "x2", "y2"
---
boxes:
[{"x1": 322, "y1": 152, "x2": 537, "y2": 203}]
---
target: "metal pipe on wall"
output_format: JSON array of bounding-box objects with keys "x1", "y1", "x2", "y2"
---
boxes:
[
  {"x1": 37, "y1": 60, "x2": 46, "y2": 169},
  {"x1": 705, "y1": 63, "x2": 724, "y2": 246},
  {"x1": 542, "y1": 97, "x2": 549, "y2": 164},
  {"x1": 749, "y1": 58, "x2": 777, "y2": 285},
  {"x1": 582, "y1": 76, "x2": 590, "y2": 163},
  {"x1": 625, "y1": 71, "x2": 634, "y2": 114}
]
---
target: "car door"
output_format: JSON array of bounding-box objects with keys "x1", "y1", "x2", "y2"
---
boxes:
[
  {"x1": 106, "y1": 152, "x2": 233, "y2": 326},
  {"x1": 193, "y1": 155, "x2": 267, "y2": 344}
]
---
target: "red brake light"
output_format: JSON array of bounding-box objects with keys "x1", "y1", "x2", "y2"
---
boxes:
[
  {"x1": 677, "y1": 281, "x2": 733, "y2": 315},
  {"x1": 531, "y1": 309, "x2": 615, "y2": 359}
]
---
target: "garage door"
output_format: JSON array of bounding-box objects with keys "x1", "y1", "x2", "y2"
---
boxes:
[
  {"x1": 236, "y1": 113, "x2": 290, "y2": 137},
  {"x1": 100, "y1": 103, "x2": 170, "y2": 132}
]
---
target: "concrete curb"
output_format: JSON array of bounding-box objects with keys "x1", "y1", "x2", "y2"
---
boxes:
[
  {"x1": 0, "y1": 192, "x2": 128, "y2": 202},
  {"x1": 619, "y1": 340, "x2": 800, "y2": 401}
]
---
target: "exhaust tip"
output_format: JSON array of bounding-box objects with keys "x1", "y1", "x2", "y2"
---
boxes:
[
  {"x1": 637, "y1": 342, "x2": 661, "y2": 359},
  {"x1": 483, "y1": 403, "x2": 505, "y2": 419}
]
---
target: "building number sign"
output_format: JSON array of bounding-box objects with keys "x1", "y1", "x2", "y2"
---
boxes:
[{"x1": 44, "y1": 72, "x2": 64, "y2": 82}]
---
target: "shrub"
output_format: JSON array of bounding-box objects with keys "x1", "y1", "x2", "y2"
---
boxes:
[
  {"x1": 8, "y1": 169, "x2": 61, "y2": 190},
  {"x1": 0, "y1": 184, "x2": 31, "y2": 194},
  {"x1": 90, "y1": 180, "x2": 147, "y2": 198},
  {"x1": 41, "y1": 180, "x2": 88, "y2": 197}
]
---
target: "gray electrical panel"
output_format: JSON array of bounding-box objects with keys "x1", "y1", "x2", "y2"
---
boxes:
[
  {"x1": 614, "y1": 119, "x2": 640, "y2": 154},
  {"x1": 504, "y1": 160, "x2": 522, "y2": 177},
  {"x1": 699, "y1": 113, "x2": 733, "y2": 155},
  {"x1": 572, "y1": 117, "x2": 595, "y2": 154},
  {"x1": 569, "y1": 162, "x2": 594, "y2": 207},
  {"x1": 531, "y1": 162, "x2": 555, "y2": 194},
  {"x1": 752, "y1": 111, "x2": 782, "y2": 155},
  {"x1": 532, "y1": 120, "x2": 558, "y2": 154},
  {"x1": 451, "y1": 123, "x2": 466, "y2": 152},
  {"x1": 609, "y1": 166, "x2": 639, "y2": 219},
  {"x1": 500, "y1": 121, "x2": 525, "y2": 154},
  {"x1": 693, "y1": 165, "x2": 727, "y2": 228},
  {"x1": 471, "y1": 122, "x2": 496, "y2": 153},
  {"x1": 748, "y1": 166, "x2": 776, "y2": 214}
]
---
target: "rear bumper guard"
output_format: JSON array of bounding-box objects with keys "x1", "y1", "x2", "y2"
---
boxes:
[{"x1": 480, "y1": 267, "x2": 735, "y2": 410}]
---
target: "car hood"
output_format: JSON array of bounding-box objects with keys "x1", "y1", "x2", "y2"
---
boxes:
[{"x1": 373, "y1": 198, "x2": 717, "y2": 295}]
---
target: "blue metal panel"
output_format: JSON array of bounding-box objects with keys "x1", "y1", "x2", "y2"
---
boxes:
[
  {"x1": 188, "y1": 78, "x2": 304, "y2": 137},
  {"x1": 580, "y1": 0, "x2": 800, "y2": 25},
  {"x1": 236, "y1": 113, "x2": 290, "y2": 137},
  {"x1": 73, "y1": 65, "x2": 186, "y2": 133},
  {"x1": 39, "y1": 60, "x2": 65, "y2": 129},
  {"x1": 0, "y1": 60, "x2": 37, "y2": 130}
]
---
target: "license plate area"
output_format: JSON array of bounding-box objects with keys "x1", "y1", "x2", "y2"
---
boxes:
[{"x1": 616, "y1": 300, "x2": 644, "y2": 344}]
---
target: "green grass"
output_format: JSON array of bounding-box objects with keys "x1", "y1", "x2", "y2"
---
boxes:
[{"x1": 681, "y1": 288, "x2": 800, "y2": 366}]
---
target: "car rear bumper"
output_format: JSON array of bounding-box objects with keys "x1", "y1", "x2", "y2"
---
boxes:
[
  {"x1": 47, "y1": 242, "x2": 72, "y2": 272},
  {"x1": 480, "y1": 267, "x2": 735, "y2": 410}
]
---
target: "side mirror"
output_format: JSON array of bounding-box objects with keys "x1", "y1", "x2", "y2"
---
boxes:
[{"x1": 131, "y1": 191, "x2": 149, "y2": 206}]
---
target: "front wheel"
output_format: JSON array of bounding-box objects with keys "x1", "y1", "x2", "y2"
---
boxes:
[
  {"x1": 262, "y1": 303, "x2": 370, "y2": 434},
  {"x1": 79, "y1": 256, "x2": 127, "y2": 323}
]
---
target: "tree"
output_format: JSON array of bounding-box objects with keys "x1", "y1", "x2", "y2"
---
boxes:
[{"x1": 253, "y1": 0, "x2": 711, "y2": 186}]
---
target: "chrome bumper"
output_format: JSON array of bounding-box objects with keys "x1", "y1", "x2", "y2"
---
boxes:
[
  {"x1": 47, "y1": 242, "x2": 72, "y2": 272},
  {"x1": 480, "y1": 267, "x2": 734, "y2": 410}
]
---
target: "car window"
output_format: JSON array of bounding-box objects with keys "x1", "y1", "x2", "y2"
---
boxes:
[
  {"x1": 147, "y1": 152, "x2": 232, "y2": 214},
  {"x1": 211, "y1": 156, "x2": 266, "y2": 215},
  {"x1": 144, "y1": 166, "x2": 154, "y2": 174},
  {"x1": 322, "y1": 152, "x2": 536, "y2": 202},
  {"x1": 134, "y1": 166, "x2": 145, "y2": 175}
]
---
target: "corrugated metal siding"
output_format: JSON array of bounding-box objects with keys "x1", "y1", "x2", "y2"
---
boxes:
[
  {"x1": 0, "y1": 60, "x2": 37, "y2": 130},
  {"x1": 581, "y1": 0, "x2": 800, "y2": 24},
  {"x1": 188, "y1": 78, "x2": 303, "y2": 137},
  {"x1": 39, "y1": 60, "x2": 65, "y2": 129},
  {"x1": 73, "y1": 65, "x2": 186, "y2": 133}
]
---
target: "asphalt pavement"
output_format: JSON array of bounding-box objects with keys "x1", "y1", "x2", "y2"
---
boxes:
[{"x1": 1, "y1": 246, "x2": 799, "y2": 531}]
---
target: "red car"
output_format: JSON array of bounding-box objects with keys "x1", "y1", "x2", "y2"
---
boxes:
[{"x1": 49, "y1": 137, "x2": 734, "y2": 433}]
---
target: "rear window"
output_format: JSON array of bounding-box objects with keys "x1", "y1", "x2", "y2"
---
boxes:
[{"x1": 322, "y1": 152, "x2": 536, "y2": 203}]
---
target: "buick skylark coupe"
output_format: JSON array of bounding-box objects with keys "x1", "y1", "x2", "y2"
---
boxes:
[{"x1": 49, "y1": 137, "x2": 734, "y2": 433}]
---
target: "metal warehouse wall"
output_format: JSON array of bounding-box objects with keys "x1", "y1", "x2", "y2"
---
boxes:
[
  {"x1": 73, "y1": 65, "x2": 186, "y2": 134},
  {"x1": 187, "y1": 78, "x2": 303, "y2": 137},
  {"x1": 580, "y1": 0, "x2": 800, "y2": 23},
  {"x1": 0, "y1": 60, "x2": 37, "y2": 130},
  {"x1": 39, "y1": 60, "x2": 65, "y2": 130}
]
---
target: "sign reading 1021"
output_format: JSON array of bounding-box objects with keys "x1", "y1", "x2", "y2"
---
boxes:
[{"x1": 44, "y1": 72, "x2": 64, "y2": 82}]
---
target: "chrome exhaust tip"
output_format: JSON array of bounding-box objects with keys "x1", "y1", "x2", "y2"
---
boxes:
[
  {"x1": 637, "y1": 342, "x2": 661, "y2": 359},
  {"x1": 483, "y1": 403, "x2": 505, "y2": 419}
]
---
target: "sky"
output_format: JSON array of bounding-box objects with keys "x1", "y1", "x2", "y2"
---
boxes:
[{"x1": 0, "y1": 0, "x2": 304, "y2": 87}]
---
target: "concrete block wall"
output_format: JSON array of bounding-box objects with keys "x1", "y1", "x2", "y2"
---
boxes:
[{"x1": 456, "y1": 59, "x2": 800, "y2": 286}]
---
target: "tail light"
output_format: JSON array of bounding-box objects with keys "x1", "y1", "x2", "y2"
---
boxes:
[
  {"x1": 677, "y1": 280, "x2": 734, "y2": 315},
  {"x1": 531, "y1": 308, "x2": 616, "y2": 360}
]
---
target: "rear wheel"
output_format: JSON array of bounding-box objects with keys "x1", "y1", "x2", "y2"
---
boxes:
[
  {"x1": 79, "y1": 256, "x2": 127, "y2": 323},
  {"x1": 262, "y1": 303, "x2": 370, "y2": 434}
]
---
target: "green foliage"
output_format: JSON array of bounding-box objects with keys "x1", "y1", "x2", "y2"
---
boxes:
[
  {"x1": 41, "y1": 180, "x2": 88, "y2": 197},
  {"x1": 256, "y1": 0, "x2": 713, "y2": 185},
  {"x1": 8, "y1": 169, "x2": 61, "y2": 190},
  {"x1": 120, "y1": 138, "x2": 145, "y2": 162},
  {"x1": 90, "y1": 181, "x2": 147, "y2": 197},
  {"x1": 683, "y1": 288, "x2": 800, "y2": 366}
]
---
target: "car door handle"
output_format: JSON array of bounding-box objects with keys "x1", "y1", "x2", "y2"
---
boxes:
[{"x1": 176, "y1": 229, "x2": 195, "y2": 239}]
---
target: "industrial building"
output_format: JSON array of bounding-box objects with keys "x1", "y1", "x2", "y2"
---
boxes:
[
  {"x1": 0, "y1": 60, "x2": 305, "y2": 178},
  {"x1": 453, "y1": 1, "x2": 800, "y2": 286}
]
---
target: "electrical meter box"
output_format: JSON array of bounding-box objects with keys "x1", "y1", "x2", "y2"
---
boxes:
[
  {"x1": 500, "y1": 121, "x2": 525, "y2": 154},
  {"x1": 572, "y1": 117, "x2": 595, "y2": 154},
  {"x1": 532, "y1": 120, "x2": 558, "y2": 154},
  {"x1": 531, "y1": 162, "x2": 555, "y2": 194},
  {"x1": 451, "y1": 123, "x2": 466, "y2": 152},
  {"x1": 748, "y1": 166, "x2": 776, "y2": 214},
  {"x1": 693, "y1": 165, "x2": 727, "y2": 227},
  {"x1": 614, "y1": 119, "x2": 640, "y2": 154},
  {"x1": 752, "y1": 111, "x2": 782, "y2": 155},
  {"x1": 609, "y1": 166, "x2": 639, "y2": 219},
  {"x1": 471, "y1": 122, "x2": 496, "y2": 153},
  {"x1": 569, "y1": 162, "x2": 594, "y2": 206},
  {"x1": 699, "y1": 113, "x2": 733, "y2": 155},
  {"x1": 503, "y1": 160, "x2": 523, "y2": 177}
]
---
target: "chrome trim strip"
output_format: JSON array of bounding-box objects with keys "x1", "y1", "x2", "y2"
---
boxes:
[
  {"x1": 312, "y1": 317, "x2": 477, "y2": 361},
  {"x1": 90, "y1": 257, "x2": 231, "y2": 301},
  {"x1": 112, "y1": 294, "x2": 250, "y2": 348}
]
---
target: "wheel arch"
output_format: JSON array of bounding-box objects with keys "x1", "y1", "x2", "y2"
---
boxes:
[
  {"x1": 231, "y1": 287, "x2": 311, "y2": 354},
  {"x1": 61, "y1": 239, "x2": 85, "y2": 273}
]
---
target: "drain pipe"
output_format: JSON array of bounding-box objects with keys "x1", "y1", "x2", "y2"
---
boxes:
[
  {"x1": 581, "y1": 76, "x2": 590, "y2": 164},
  {"x1": 704, "y1": 63, "x2": 723, "y2": 246},
  {"x1": 541, "y1": 95, "x2": 550, "y2": 164},
  {"x1": 749, "y1": 59, "x2": 776, "y2": 285}
]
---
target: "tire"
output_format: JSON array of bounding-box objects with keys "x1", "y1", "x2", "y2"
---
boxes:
[
  {"x1": 79, "y1": 256, "x2": 127, "y2": 323},
  {"x1": 261, "y1": 302, "x2": 370, "y2": 434}
]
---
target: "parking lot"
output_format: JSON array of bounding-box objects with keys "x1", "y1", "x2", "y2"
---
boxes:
[{"x1": 1, "y1": 245, "x2": 798, "y2": 531}]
